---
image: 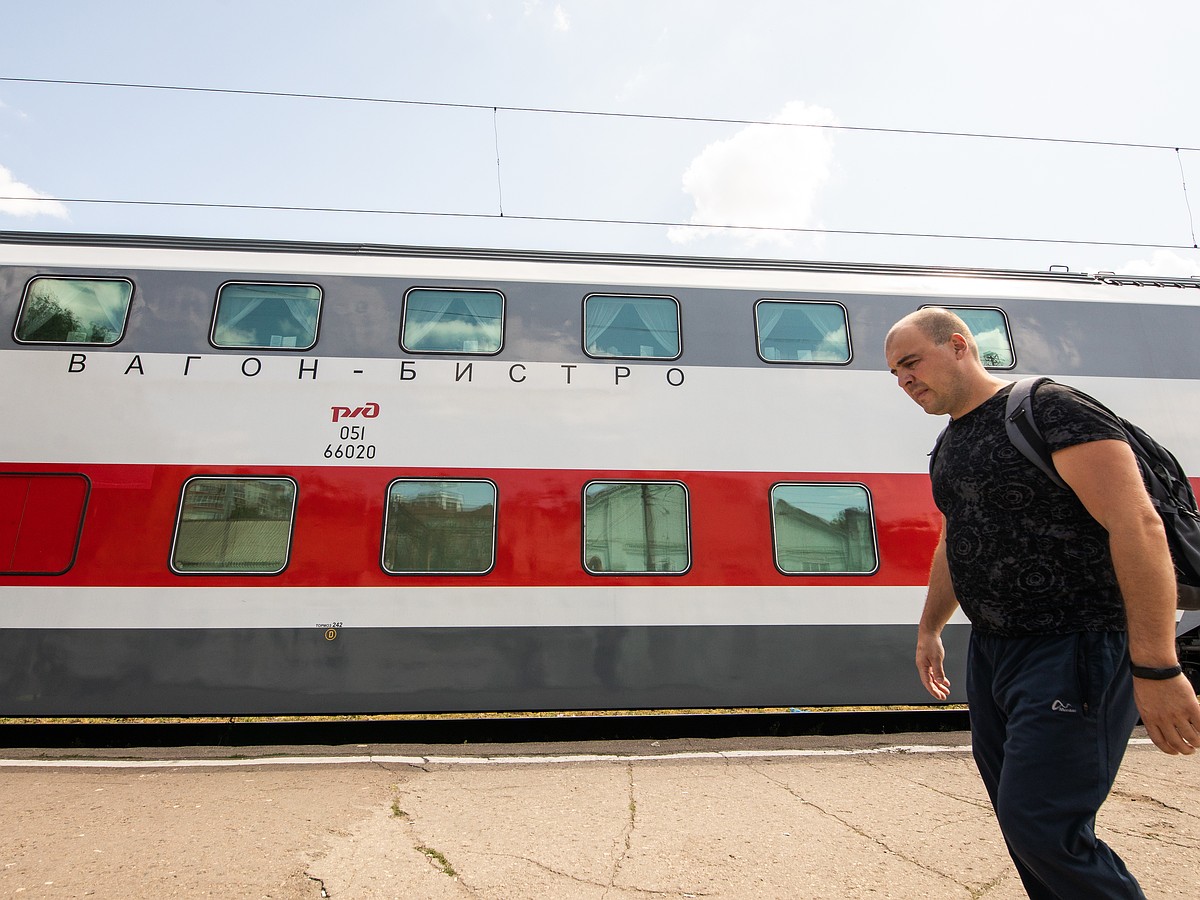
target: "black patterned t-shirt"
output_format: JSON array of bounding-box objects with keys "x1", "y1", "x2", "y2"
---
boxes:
[{"x1": 930, "y1": 381, "x2": 1130, "y2": 635}]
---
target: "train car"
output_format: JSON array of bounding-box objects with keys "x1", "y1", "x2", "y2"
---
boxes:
[{"x1": 2, "y1": 230, "x2": 1198, "y2": 716}]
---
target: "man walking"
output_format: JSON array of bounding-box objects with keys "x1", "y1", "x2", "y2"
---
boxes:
[{"x1": 884, "y1": 307, "x2": 1200, "y2": 899}]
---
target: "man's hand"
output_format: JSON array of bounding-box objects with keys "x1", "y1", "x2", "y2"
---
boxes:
[
  {"x1": 916, "y1": 523, "x2": 958, "y2": 702},
  {"x1": 1133, "y1": 676, "x2": 1200, "y2": 755},
  {"x1": 916, "y1": 630, "x2": 952, "y2": 701}
]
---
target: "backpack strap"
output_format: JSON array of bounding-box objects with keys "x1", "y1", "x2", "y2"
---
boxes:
[
  {"x1": 1004, "y1": 377, "x2": 1069, "y2": 490},
  {"x1": 928, "y1": 425, "x2": 948, "y2": 476}
]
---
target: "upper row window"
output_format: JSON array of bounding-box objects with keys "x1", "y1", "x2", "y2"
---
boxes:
[
  {"x1": 584, "y1": 294, "x2": 681, "y2": 359},
  {"x1": 755, "y1": 299, "x2": 851, "y2": 364},
  {"x1": 10, "y1": 276, "x2": 1016, "y2": 370},
  {"x1": 400, "y1": 288, "x2": 504, "y2": 355},
  {"x1": 14, "y1": 276, "x2": 133, "y2": 345},
  {"x1": 212, "y1": 282, "x2": 322, "y2": 350},
  {"x1": 940, "y1": 306, "x2": 1015, "y2": 368}
]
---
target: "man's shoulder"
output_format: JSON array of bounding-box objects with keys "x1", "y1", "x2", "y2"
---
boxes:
[{"x1": 1030, "y1": 380, "x2": 1127, "y2": 451}]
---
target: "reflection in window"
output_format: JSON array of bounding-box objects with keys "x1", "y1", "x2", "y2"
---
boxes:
[
  {"x1": 771, "y1": 483, "x2": 878, "y2": 574},
  {"x1": 943, "y1": 306, "x2": 1014, "y2": 368},
  {"x1": 383, "y1": 479, "x2": 496, "y2": 574},
  {"x1": 401, "y1": 289, "x2": 504, "y2": 354},
  {"x1": 755, "y1": 300, "x2": 850, "y2": 363},
  {"x1": 584, "y1": 481, "x2": 690, "y2": 574},
  {"x1": 212, "y1": 282, "x2": 322, "y2": 349},
  {"x1": 584, "y1": 295, "x2": 681, "y2": 359},
  {"x1": 14, "y1": 277, "x2": 133, "y2": 345},
  {"x1": 171, "y1": 478, "x2": 297, "y2": 574}
]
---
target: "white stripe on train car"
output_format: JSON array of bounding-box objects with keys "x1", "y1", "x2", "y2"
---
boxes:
[
  {"x1": 0, "y1": 584, "x2": 943, "y2": 629},
  {"x1": 5, "y1": 349, "x2": 1200, "y2": 471}
]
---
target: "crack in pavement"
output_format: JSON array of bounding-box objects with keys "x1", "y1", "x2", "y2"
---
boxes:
[
  {"x1": 600, "y1": 761, "x2": 638, "y2": 899},
  {"x1": 1111, "y1": 789, "x2": 1199, "y2": 820},
  {"x1": 968, "y1": 871, "x2": 1007, "y2": 898},
  {"x1": 748, "y1": 762, "x2": 982, "y2": 895},
  {"x1": 470, "y1": 849, "x2": 697, "y2": 897},
  {"x1": 860, "y1": 755, "x2": 993, "y2": 813}
]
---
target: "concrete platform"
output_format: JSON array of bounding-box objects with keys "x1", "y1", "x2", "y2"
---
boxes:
[{"x1": 2, "y1": 729, "x2": 1197, "y2": 898}]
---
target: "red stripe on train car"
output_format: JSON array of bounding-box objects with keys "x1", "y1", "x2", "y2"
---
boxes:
[{"x1": 0, "y1": 463, "x2": 942, "y2": 588}]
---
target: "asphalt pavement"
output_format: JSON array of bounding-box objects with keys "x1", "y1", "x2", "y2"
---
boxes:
[{"x1": 3, "y1": 728, "x2": 1198, "y2": 899}]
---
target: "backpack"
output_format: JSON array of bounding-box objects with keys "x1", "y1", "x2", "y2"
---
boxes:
[{"x1": 930, "y1": 377, "x2": 1200, "y2": 610}]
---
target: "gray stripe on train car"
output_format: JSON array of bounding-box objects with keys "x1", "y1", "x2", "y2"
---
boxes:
[
  {"x1": 4, "y1": 260, "x2": 1200, "y2": 379},
  {"x1": 0, "y1": 623, "x2": 969, "y2": 717}
]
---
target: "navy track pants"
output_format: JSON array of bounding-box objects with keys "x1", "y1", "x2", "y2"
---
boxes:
[{"x1": 967, "y1": 630, "x2": 1145, "y2": 899}]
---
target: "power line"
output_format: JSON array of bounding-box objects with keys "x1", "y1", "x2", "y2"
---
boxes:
[
  {"x1": 2, "y1": 75, "x2": 1198, "y2": 153},
  {"x1": 1, "y1": 193, "x2": 1195, "y2": 252},
  {"x1": 1176, "y1": 149, "x2": 1199, "y2": 248},
  {"x1": 3, "y1": 75, "x2": 1199, "y2": 252}
]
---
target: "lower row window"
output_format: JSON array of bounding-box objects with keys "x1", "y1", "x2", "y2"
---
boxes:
[
  {"x1": 5, "y1": 475, "x2": 877, "y2": 577},
  {"x1": 170, "y1": 477, "x2": 298, "y2": 574},
  {"x1": 584, "y1": 481, "x2": 690, "y2": 574},
  {"x1": 771, "y1": 483, "x2": 878, "y2": 574},
  {"x1": 0, "y1": 473, "x2": 90, "y2": 575},
  {"x1": 383, "y1": 479, "x2": 497, "y2": 574}
]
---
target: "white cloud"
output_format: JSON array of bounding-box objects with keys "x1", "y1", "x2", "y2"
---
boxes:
[
  {"x1": 669, "y1": 101, "x2": 838, "y2": 247},
  {"x1": 553, "y1": 5, "x2": 570, "y2": 31},
  {"x1": 0, "y1": 165, "x2": 69, "y2": 219},
  {"x1": 1115, "y1": 248, "x2": 1200, "y2": 277}
]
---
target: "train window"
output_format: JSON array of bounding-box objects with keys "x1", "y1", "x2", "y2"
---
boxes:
[
  {"x1": 13, "y1": 276, "x2": 133, "y2": 345},
  {"x1": 170, "y1": 477, "x2": 297, "y2": 574},
  {"x1": 0, "y1": 473, "x2": 89, "y2": 575},
  {"x1": 770, "y1": 483, "x2": 879, "y2": 575},
  {"x1": 211, "y1": 282, "x2": 322, "y2": 350},
  {"x1": 583, "y1": 481, "x2": 691, "y2": 574},
  {"x1": 400, "y1": 288, "x2": 505, "y2": 354},
  {"x1": 930, "y1": 305, "x2": 1015, "y2": 369},
  {"x1": 583, "y1": 294, "x2": 681, "y2": 359},
  {"x1": 382, "y1": 479, "x2": 497, "y2": 574},
  {"x1": 754, "y1": 300, "x2": 851, "y2": 363}
]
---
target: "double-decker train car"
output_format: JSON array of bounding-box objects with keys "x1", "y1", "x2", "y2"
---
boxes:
[{"x1": 2, "y1": 230, "x2": 1198, "y2": 716}]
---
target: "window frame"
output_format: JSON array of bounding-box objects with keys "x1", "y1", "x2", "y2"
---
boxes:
[
  {"x1": 920, "y1": 303, "x2": 1017, "y2": 370},
  {"x1": 769, "y1": 481, "x2": 880, "y2": 576},
  {"x1": 168, "y1": 475, "x2": 299, "y2": 576},
  {"x1": 582, "y1": 479, "x2": 693, "y2": 576},
  {"x1": 399, "y1": 286, "x2": 506, "y2": 356},
  {"x1": 380, "y1": 477, "x2": 499, "y2": 576},
  {"x1": 209, "y1": 280, "x2": 324, "y2": 351},
  {"x1": 581, "y1": 292, "x2": 683, "y2": 361},
  {"x1": 0, "y1": 472, "x2": 91, "y2": 576},
  {"x1": 753, "y1": 298, "x2": 853, "y2": 366},
  {"x1": 13, "y1": 275, "x2": 135, "y2": 346}
]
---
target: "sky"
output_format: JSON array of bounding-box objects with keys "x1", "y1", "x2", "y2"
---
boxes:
[{"x1": 2, "y1": 0, "x2": 1200, "y2": 276}]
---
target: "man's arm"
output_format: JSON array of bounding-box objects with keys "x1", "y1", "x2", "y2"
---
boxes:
[
  {"x1": 917, "y1": 522, "x2": 959, "y2": 701},
  {"x1": 1053, "y1": 439, "x2": 1200, "y2": 755}
]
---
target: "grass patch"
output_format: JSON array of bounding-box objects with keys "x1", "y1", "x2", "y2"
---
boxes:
[{"x1": 417, "y1": 845, "x2": 457, "y2": 877}]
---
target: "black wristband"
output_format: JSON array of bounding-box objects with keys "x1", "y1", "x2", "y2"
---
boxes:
[{"x1": 1130, "y1": 663, "x2": 1183, "y2": 680}]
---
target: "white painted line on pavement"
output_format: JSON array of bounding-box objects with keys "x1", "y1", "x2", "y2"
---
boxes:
[{"x1": 0, "y1": 739, "x2": 1156, "y2": 770}]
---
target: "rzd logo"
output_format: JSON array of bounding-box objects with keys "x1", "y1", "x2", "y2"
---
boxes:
[{"x1": 331, "y1": 402, "x2": 380, "y2": 423}]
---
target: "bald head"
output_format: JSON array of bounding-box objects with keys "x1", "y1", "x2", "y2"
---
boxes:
[{"x1": 885, "y1": 307, "x2": 980, "y2": 361}]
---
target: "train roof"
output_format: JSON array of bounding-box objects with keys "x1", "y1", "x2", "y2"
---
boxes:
[{"x1": 4, "y1": 229, "x2": 1200, "y2": 292}]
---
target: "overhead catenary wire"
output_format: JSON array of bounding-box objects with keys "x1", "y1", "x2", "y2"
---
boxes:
[
  {"x1": 1176, "y1": 149, "x2": 1200, "y2": 248},
  {"x1": 3, "y1": 75, "x2": 1198, "y2": 152},
  {"x1": 2, "y1": 75, "x2": 1200, "y2": 253},
  {"x1": 0, "y1": 193, "x2": 1197, "y2": 252}
]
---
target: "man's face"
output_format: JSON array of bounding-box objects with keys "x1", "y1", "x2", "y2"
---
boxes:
[{"x1": 885, "y1": 323, "x2": 964, "y2": 417}]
